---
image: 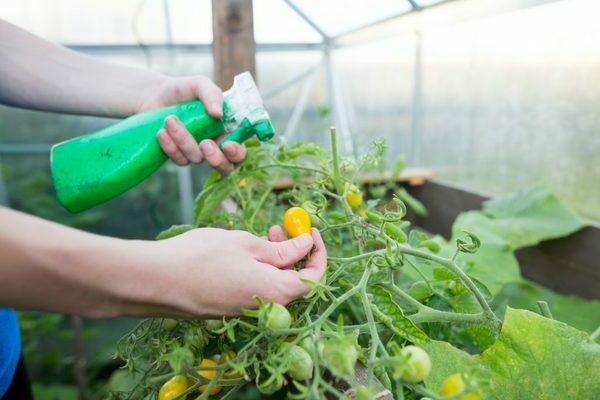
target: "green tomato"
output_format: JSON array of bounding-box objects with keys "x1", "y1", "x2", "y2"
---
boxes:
[
  {"x1": 283, "y1": 343, "x2": 313, "y2": 381},
  {"x1": 204, "y1": 319, "x2": 223, "y2": 333},
  {"x1": 262, "y1": 303, "x2": 292, "y2": 331},
  {"x1": 365, "y1": 210, "x2": 384, "y2": 224},
  {"x1": 161, "y1": 318, "x2": 178, "y2": 331},
  {"x1": 408, "y1": 281, "x2": 434, "y2": 302},
  {"x1": 399, "y1": 346, "x2": 431, "y2": 383},
  {"x1": 302, "y1": 201, "x2": 324, "y2": 228},
  {"x1": 257, "y1": 373, "x2": 284, "y2": 394},
  {"x1": 355, "y1": 385, "x2": 376, "y2": 400},
  {"x1": 384, "y1": 223, "x2": 408, "y2": 243},
  {"x1": 322, "y1": 336, "x2": 358, "y2": 377}
]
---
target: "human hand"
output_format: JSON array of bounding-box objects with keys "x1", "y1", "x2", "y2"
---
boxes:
[
  {"x1": 143, "y1": 226, "x2": 327, "y2": 317},
  {"x1": 139, "y1": 75, "x2": 246, "y2": 174}
]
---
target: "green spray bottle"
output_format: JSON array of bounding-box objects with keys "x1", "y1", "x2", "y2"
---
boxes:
[{"x1": 51, "y1": 72, "x2": 274, "y2": 213}]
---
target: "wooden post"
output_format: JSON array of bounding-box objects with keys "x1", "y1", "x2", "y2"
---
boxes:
[{"x1": 212, "y1": 0, "x2": 256, "y2": 89}]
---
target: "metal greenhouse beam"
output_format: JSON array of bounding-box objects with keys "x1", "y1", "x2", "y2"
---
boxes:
[
  {"x1": 282, "y1": 0, "x2": 329, "y2": 41},
  {"x1": 333, "y1": 0, "x2": 563, "y2": 46}
]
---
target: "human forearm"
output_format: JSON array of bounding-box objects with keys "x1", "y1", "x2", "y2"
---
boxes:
[
  {"x1": 0, "y1": 207, "x2": 327, "y2": 318},
  {"x1": 0, "y1": 207, "x2": 166, "y2": 317},
  {"x1": 0, "y1": 19, "x2": 166, "y2": 117}
]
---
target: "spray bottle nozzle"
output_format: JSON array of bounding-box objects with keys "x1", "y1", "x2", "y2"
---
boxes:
[{"x1": 219, "y1": 71, "x2": 275, "y2": 147}]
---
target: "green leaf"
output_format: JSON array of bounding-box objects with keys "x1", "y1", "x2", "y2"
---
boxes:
[
  {"x1": 194, "y1": 180, "x2": 233, "y2": 224},
  {"x1": 423, "y1": 308, "x2": 600, "y2": 399},
  {"x1": 449, "y1": 186, "x2": 586, "y2": 296},
  {"x1": 155, "y1": 224, "x2": 195, "y2": 240},
  {"x1": 480, "y1": 185, "x2": 585, "y2": 249},
  {"x1": 370, "y1": 286, "x2": 428, "y2": 344},
  {"x1": 452, "y1": 212, "x2": 521, "y2": 296},
  {"x1": 495, "y1": 280, "x2": 600, "y2": 339}
]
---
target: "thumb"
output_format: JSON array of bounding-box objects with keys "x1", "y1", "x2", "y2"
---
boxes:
[{"x1": 256, "y1": 234, "x2": 314, "y2": 268}]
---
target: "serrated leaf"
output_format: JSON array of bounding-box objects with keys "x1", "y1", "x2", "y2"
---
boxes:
[
  {"x1": 194, "y1": 181, "x2": 233, "y2": 224},
  {"x1": 155, "y1": 224, "x2": 195, "y2": 240},
  {"x1": 370, "y1": 286, "x2": 428, "y2": 344},
  {"x1": 423, "y1": 308, "x2": 600, "y2": 399}
]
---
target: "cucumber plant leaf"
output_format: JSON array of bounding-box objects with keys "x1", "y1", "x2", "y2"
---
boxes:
[{"x1": 423, "y1": 308, "x2": 600, "y2": 399}]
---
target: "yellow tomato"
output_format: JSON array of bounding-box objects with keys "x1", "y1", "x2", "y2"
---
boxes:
[
  {"x1": 158, "y1": 375, "x2": 188, "y2": 400},
  {"x1": 439, "y1": 373, "x2": 480, "y2": 399},
  {"x1": 195, "y1": 359, "x2": 222, "y2": 396},
  {"x1": 218, "y1": 351, "x2": 242, "y2": 379},
  {"x1": 439, "y1": 373, "x2": 466, "y2": 396},
  {"x1": 283, "y1": 207, "x2": 311, "y2": 238},
  {"x1": 345, "y1": 184, "x2": 363, "y2": 208}
]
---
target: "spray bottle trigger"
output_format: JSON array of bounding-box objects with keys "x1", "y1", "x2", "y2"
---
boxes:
[{"x1": 219, "y1": 118, "x2": 275, "y2": 150}]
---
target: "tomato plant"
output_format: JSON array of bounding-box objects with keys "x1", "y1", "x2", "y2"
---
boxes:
[{"x1": 113, "y1": 128, "x2": 600, "y2": 400}]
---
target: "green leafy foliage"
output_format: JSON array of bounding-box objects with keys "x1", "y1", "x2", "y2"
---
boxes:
[
  {"x1": 495, "y1": 280, "x2": 600, "y2": 339},
  {"x1": 113, "y1": 133, "x2": 597, "y2": 400},
  {"x1": 423, "y1": 308, "x2": 600, "y2": 399},
  {"x1": 451, "y1": 186, "x2": 586, "y2": 296}
]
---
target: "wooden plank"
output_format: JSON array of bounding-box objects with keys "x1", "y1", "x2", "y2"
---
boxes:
[
  {"x1": 404, "y1": 181, "x2": 600, "y2": 299},
  {"x1": 273, "y1": 167, "x2": 434, "y2": 190},
  {"x1": 212, "y1": 0, "x2": 256, "y2": 89}
]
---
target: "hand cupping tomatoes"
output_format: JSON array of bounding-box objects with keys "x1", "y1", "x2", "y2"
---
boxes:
[{"x1": 283, "y1": 206, "x2": 311, "y2": 237}]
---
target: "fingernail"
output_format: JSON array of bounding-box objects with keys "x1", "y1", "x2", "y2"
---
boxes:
[
  {"x1": 201, "y1": 141, "x2": 215, "y2": 155},
  {"x1": 222, "y1": 142, "x2": 236, "y2": 154},
  {"x1": 165, "y1": 116, "x2": 177, "y2": 129},
  {"x1": 211, "y1": 101, "x2": 221, "y2": 112},
  {"x1": 293, "y1": 234, "x2": 313, "y2": 249}
]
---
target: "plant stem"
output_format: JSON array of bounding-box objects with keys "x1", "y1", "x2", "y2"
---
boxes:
[
  {"x1": 330, "y1": 127, "x2": 343, "y2": 196},
  {"x1": 247, "y1": 172, "x2": 278, "y2": 232},
  {"x1": 591, "y1": 324, "x2": 600, "y2": 341},
  {"x1": 536, "y1": 301, "x2": 554, "y2": 319},
  {"x1": 256, "y1": 163, "x2": 328, "y2": 176}
]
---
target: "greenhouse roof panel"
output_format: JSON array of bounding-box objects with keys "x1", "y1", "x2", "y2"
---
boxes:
[{"x1": 287, "y1": 0, "x2": 412, "y2": 37}]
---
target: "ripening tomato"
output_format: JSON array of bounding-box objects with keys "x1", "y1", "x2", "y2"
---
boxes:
[
  {"x1": 345, "y1": 184, "x2": 363, "y2": 208},
  {"x1": 439, "y1": 373, "x2": 465, "y2": 396},
  {"x1": 439, "y1": 373, "x2": 480, "y2": 399},
  {"x1": 399, "y1": 346, "x2": 431, "y2": 383},
  {"x1": 218, "y1": 351, "x2": 242, "y2": 379},
  {"x1": 195, "y1": 358, "x2": 222, "y2": 396},
  {"x1": 322, "y1": 336, "x2": 358, "y2": 377},
  {"x1": 262, "y1": 303, "x2": 292, "y2": 331},
  {"x1": 158, "y1": 375, "x2": 188, "y2": 400},
  {"x1": 283, "y1": 343, "x2": 313, "y2": 381},
  {"x1": 283, "y1": 207, "x2": 311, "y2": 238}
]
